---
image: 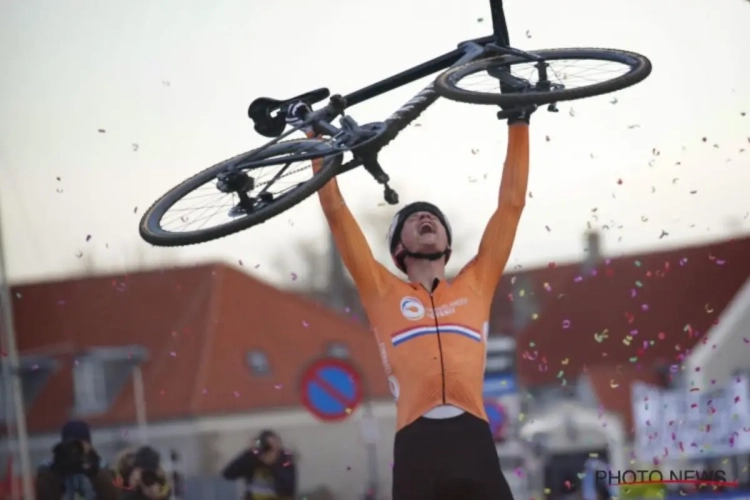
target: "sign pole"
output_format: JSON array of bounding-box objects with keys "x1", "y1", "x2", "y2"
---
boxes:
[{"x1": 0, "y1": 204, "x2": 35, "y2": 500}]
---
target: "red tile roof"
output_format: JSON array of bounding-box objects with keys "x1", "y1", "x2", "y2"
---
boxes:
[
  {"x1": 503, "y1": 235, "x2": 750, "y2": 387},
  {"x1": 10, "y1": 264, "x2": 389, "y2": 434},
  {"x1": 584, "y1": 364, "x2": 665, "y2": 434}
]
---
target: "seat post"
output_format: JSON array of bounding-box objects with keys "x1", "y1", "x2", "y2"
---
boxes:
[{"x1": 488, "y1": 0, "x2": 510, "y2": 46}]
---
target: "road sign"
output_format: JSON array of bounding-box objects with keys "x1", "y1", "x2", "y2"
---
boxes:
[
  {"x1": 484, "y1": 400, "x2": 507, "y2": 439},
  {"x1": 483, "y1": 373, "x2": 517, "y2": 397},
  {"x1": 300, "y1": 357, "x2": 364, "y2": 422}
]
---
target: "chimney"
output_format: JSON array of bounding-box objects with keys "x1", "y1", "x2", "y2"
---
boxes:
[{"x1": 583, "y1": 231, "x2": 601, "y2": 272}]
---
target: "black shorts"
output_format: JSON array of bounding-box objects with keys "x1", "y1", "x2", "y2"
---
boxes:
[{"x1": 392, "y1": 412, "x2": 516, "y2": 500}]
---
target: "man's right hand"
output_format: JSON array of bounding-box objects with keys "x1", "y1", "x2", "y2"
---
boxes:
[{"x1": 285, "y1": 101, "x2": 313, "y2": 132}]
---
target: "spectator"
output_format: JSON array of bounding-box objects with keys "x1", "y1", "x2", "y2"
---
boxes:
[
  {"x1": 119, "y1": 446, "x2": 172, "y2": 500},
  {"x1": 222, "y1": 430, "x2": 296, "y2": 500},
  {"x1": 111, "y1": 448, "x2": 136, "y2": 491},
  {"x1": 35, "y1": 420, "x2": 119, "y2": 500}
]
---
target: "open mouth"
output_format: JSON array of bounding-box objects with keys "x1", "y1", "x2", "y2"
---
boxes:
[{"x1": 418, "y1": 221, "x2": 436, "y2": 235}]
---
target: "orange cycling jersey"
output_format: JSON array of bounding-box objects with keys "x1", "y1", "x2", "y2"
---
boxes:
[{"x1": 317, "y1": 126, "x2": 529, "y2": 431}]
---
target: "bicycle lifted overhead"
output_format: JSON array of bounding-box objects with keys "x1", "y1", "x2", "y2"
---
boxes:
[{"x1": 139, "y1": 0, "x2": 652, "y2": 247}]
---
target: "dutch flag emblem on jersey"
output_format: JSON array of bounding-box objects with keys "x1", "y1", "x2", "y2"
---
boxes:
[{"x1": 390, "y1": 324, "x2": 482, "y2": 347}]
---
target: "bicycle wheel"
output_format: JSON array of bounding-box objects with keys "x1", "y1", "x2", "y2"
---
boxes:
[
  {"x1": 140, "y1": 138, "x2": 342, "y2": 246},
  {"x1": 435, "y1": 48, "x2": 652, "y2": 106}
]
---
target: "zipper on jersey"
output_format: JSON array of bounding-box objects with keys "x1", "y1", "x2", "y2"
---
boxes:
[{"x1": 426, "y1": 278, "x2": 446, "y2": 405}]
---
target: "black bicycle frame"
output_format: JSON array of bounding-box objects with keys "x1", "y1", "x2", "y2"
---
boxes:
[{"x1": 242, "y1": 0, "x2": 525, "y2": 174}]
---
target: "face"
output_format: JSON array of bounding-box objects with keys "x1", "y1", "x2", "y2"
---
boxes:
[
  {"x1": 266, "y1": 434, "x2": 281, "y2": 451},
  {"x1": 397, "y1": 211, "x2": 449, "y2": 256}
]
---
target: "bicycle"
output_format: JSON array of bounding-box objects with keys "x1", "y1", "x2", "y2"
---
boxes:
[{"x1": 139, "y1": 0, "x2": 652, "y2": 247}]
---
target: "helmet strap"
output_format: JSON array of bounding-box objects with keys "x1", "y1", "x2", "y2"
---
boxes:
[{"x1": 395, "y1": 245, "x2": 452, "y2": 272}]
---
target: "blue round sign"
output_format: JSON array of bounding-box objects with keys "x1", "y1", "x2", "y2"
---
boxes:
[
  {"x1": 484, "y1": 400, "x2": 507, "y2": 438},
  {"x1": 300, "y1": 358, "x2": 363, "y2": 422}
]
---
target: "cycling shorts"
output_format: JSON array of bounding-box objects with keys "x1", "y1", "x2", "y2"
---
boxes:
[{"x1": 392, "y1": 412, "x2": 516, "y2": 500}]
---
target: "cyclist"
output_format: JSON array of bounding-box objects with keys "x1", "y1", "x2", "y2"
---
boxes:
[{"x1": 290, "y1": 99, "x2": 531, "y2": 498}]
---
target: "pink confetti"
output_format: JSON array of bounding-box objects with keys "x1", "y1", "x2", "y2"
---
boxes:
[
  {"x1": 574, "y1": 276, "x2": 583, "y2": 283},
  {"x1": 641, "y1": 304, "x2": 650, "y2": 311},
  {"x1": 170, "y1": 351, "x2": 176, "y2": 357},
  {"x1": 302, "y1": 320, "x2": 309, "y2": 327},
  {"x1": 562, "y1": 319, "x2": 571, "y2": 329},
  {"x1": 232, "y1": 391, "x2": 240, "y2": 398}
]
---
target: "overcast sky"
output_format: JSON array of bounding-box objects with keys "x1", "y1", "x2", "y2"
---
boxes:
[{"x1": 1, "y1": 0, "x2": 749, "y2": 287}]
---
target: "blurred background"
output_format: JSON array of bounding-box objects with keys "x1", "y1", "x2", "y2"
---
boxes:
[{"x1": 2, "y1": 0, "x2": 750, "y2": 498}]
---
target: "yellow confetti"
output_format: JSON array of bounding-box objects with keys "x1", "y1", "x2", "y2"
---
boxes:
[
  {"x1": 345, "y1": 408, "x2": 352, "y2": 414},
  {"x1": 519, "y1": 289, "x2": 526, "y2": 297},
  {"x1": 532, "y1": 313, "x2": 538, "y2": 320},
  {"x1": 518, "y1": 413, "x2": 525, "y2": 421},
  {"x1": 705, "y1": 303, "x2": 714, "y2": 313},
  {"x1": 561, "y1": 358, "x2": 569, "y2": 365},
  {"x1": 544, "y1": 489, "x2": 551, "y2": 495},
  {"x1": 610, "y1": 379, "x2": 620, "y2": 388}
]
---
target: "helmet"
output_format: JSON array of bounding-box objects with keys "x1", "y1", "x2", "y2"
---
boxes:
[{"x1": 387, "y1": 201, "x2": 452, "y2": 273}]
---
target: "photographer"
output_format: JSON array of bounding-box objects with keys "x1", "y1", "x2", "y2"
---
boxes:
[
  {"x1": 35, "y1": 420, "x2": 119, "y2": 500},
  {"x1": 222, "y1": 430, "x2": 296, "y2": 500},
  {"x1": 119, "y1": 446, "x2": 172, "y2": 500}
]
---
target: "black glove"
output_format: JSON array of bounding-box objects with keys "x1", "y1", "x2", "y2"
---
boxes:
[
  {"x1": 285, "y1": 101, "x2": 313, "y2": 134},
  {"x1": 498, "y1": 103, "x2": 537, "y2": 125},
  {"x1": 497, "y1": 81, "x2": 536, "y2": 125}
]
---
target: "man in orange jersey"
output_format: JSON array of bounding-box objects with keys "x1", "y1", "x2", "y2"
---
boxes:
[{"x1": 295, "y1": 100, "x2": 532, "y2": 498}]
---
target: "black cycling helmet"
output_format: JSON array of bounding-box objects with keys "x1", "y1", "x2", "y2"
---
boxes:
[{"x1": 387, "y1": 201, "x2": 453, "y2": 273}]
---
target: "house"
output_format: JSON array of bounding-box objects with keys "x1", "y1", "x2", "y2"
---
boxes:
[{"x1": 2, "y1": 264, "x2": 395, "y2": 499}]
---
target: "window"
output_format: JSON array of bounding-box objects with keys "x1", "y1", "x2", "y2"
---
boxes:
[
  {"x1": 246, "y1": 351, "x2": 270, "y2": 376},
  {"x1": 73, "y1": 358, "x2": 108, "y2": 415},
  {"x1": 326, "y1": 342, "x2": 349, "y2": 359}
]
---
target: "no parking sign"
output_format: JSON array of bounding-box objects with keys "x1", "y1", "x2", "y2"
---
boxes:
[
  {"x1": 484, "y1": 400, "x2": 507, "y2": 439},
  {"x1": 299, "y1": 358, "x2": 364, "y2": 422}
]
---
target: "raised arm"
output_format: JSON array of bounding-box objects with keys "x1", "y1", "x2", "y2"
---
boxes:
[
  {"x1": 471, "y1": 124, "x2": 529, "y2": 292},
  {"x1": 313, "y1": 156, "x2": 388, "y2": 298}
]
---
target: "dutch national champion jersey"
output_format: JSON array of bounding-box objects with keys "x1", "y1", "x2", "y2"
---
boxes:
[{"x1": 315, "y1": 126, "x2": 529, "y2": 431}]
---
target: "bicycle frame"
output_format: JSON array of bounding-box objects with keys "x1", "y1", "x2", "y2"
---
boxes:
[{"x1": 243, "y1": 0, "x2": 538, "y2": 203}]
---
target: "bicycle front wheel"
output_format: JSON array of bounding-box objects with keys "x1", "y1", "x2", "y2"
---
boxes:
[
  {"x1": 435, "y1": 48, "x2": 652, "y2": 106},
  {"x1": 140, "y1": 138, "x2": 342, "y2": 247}
]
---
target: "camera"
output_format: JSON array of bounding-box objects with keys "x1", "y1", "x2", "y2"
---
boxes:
[
  {"x1": 55, "y1": 440, "x2": 88, "y2": 470},
  {"x1": 256, "y1": 430, "x2": 276, "y2": 453}
]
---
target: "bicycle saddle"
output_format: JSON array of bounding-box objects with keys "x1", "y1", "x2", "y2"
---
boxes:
[{"x1": 247, "y1": 88, "x2": 330, "y2": 138}]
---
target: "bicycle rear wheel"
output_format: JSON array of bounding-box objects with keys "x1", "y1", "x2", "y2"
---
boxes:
[
  {"x1": 435, "y1": 48, "x2": 652, "y2": 106},
  {"x1": 139, "y1": 138, "x2": 342, "y2": 246}
]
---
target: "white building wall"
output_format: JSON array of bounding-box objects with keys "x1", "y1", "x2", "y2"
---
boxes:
[{"x1": 686, "y1": 278, "x2": 750, "y2": 390}]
